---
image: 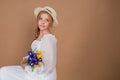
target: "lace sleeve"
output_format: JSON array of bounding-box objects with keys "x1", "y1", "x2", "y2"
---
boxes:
[{"x1": 34, "y1": 36, "x2": 57, "y2": 74}]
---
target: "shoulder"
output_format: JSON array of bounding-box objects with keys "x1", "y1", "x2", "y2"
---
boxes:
[{"x1": 43, "y1": 34, "x2": 57, "y2": 43}]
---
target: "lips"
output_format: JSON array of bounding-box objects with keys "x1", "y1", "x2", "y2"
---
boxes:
[{"x1": 40, "y1": 25, "x2": 45, "y2": 27}]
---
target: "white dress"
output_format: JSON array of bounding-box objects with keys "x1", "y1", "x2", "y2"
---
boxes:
[{"x1": 0, "y1": 34, "x2": 57, "y2": 80}]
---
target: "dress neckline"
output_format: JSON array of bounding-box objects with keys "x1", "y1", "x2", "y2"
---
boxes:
[{"x1": 35, "y1": 34, "x2": 55, "y2": 42}]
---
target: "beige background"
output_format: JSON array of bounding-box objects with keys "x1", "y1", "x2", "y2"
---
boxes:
[{"x1": 0, "y1": 0, "x2": 120, "y2": 80}]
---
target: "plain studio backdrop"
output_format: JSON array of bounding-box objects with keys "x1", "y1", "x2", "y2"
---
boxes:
[{"x1": 0, "y1": 0, "x2": 120, "y2": 80}]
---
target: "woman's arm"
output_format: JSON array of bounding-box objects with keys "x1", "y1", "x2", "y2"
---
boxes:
[{"x1": 35, "y1": 36, "x2": 57, "y2": 74}]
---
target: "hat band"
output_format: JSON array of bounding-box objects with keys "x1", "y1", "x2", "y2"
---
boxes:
[{"x1": 46, "y1": 8, "x2": 53, "y2": 14}]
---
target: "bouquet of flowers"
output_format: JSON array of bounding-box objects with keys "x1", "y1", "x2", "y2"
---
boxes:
[{"x1": 26, "y1": 50, "x2": 43, "y2": 72}]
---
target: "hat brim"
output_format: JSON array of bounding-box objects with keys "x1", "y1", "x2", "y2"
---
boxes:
[{"x1": 34, "y1": 7, "x2": 58, "y2": 27}]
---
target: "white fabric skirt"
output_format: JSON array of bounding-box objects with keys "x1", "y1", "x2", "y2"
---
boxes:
[{"x1": 0, "y1": 66, "x2": 56, "y2": 80}]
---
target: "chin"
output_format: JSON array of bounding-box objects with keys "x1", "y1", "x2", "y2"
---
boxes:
[
  {"x1": 40, "y1": 28, "x2": 47, "y2": 31},
  {"x1": 39, "y1": 27, "x2": 45, "y2": 30}
]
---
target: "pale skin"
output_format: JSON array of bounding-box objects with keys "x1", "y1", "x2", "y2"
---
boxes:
[{"x1": 20, "y1": 12, "x2": 53, "y2": 69}]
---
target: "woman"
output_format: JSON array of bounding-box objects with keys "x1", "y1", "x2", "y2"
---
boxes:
[{"x1": 0, "y1": 6, "x2": 58, "y2": 80}]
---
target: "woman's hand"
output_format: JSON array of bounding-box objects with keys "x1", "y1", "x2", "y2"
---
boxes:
[{"x1": 20, "y1": 58, "x2": 27, "y2": 69}]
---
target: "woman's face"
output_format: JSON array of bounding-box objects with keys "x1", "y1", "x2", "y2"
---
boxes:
[{"x1": 37, "y1": 12, "x2": 53, "y2": 31}]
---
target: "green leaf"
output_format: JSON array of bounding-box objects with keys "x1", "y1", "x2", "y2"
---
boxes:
[{"x1": 32, "y1": 67, "x2": 35, "y2": 72}]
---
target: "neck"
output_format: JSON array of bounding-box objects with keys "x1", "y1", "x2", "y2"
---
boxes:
[{"x1": 39, "y1": 29, "x2": 51, "y2": 37}]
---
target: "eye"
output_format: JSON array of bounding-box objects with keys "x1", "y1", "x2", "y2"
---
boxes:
[
  {"x1": 38, "y1": 17, "x2": 42, "y2": 20},
  {"x1": 45, "y1": 19, "x2": 49, "y2": 22}
]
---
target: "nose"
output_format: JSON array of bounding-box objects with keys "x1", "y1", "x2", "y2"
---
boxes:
[{"x1": 41, "y1": 20, "x2": 46, "y2": 24}]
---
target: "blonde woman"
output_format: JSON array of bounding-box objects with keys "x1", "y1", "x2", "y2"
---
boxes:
[{"x1": 0, "y1": 6, "x2": 58, "y2": 80}]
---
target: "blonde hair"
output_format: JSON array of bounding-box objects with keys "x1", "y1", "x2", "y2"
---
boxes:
[{"x1": 35, "y1": 11, "x2": 53, "y2": 39}]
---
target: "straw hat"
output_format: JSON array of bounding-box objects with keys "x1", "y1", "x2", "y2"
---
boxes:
[{"x1": 34, "y1": 6, "x2": 58, "y2": 27}]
